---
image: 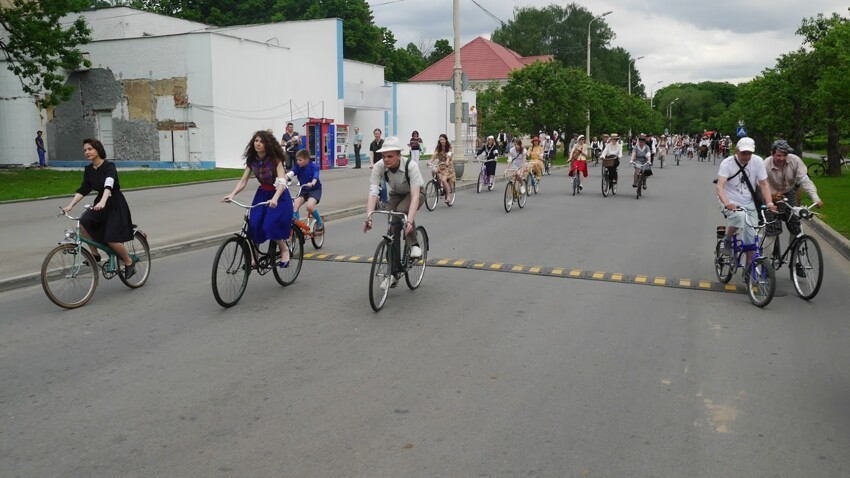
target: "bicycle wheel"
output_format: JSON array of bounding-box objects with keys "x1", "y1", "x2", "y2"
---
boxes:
[
  {"x1": 273, "y1": 227, "x2": 304, "y2": 286},
  {"x1": 369, "y1": 241, "x2": 391, "y2": 312},
  {"x1": 807, "y1": 162, "x2": 826, "y2": 177},
  {"x1": 504, "y1": 181, "x2": 514, "y2": 213},
  {"x1": 601, "y1": 169, "x2": 609, "y2": 197},
  {"x1": 636, "y1": 173, "x2": 642, "y2": 199},
  {"x1": 477, "y1": 169, "x2": 483, "y2": 193},
  {"x1": 41, "y1": 244, "x2": 99, "y2": 309},
  {"x1": 572, "y1": 174, "x2": 578, "y2": 196},
  {"x1": 747, "y1": 259, "x2": 776, "y2": 308},
  {"x1": 425, "y1": 180, "x2": 439, "y2": 211},
  {"x1": 518, "y1": 180, "x2": 528, "y2": 208},
  {"x1": 660, "y1": 156, "x2": 664, "y2": 168},
  {"x1": 310, "y1": 220, "x2": 325, "y2": 249},
  {"x1": 211, "y1": 236, "x2": 250, "y2": 308},
  {"x1": 790, "y1": 235, "x2": 823, "y2": 300},
  {"x1": 118, "y1": 230, "x2": 151, "y2": 288},
  {"x1": 714, "y1": 240, "x2": 733, "y2": 283},
  {"x1": 446, "y1": 183, "x2": 456, "y2": 206},
  {"x1": 532, "y1": 174, "x2": 539, "y2": 194},
  {"x1": 611, "y1": 175, "x2": 617, "y2": 195},
  {"x1": 405, "y1": 226, "x2": 428, "y2": 290}
]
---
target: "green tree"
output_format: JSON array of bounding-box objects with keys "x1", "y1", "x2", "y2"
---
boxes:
[
  {"x1": 798, "y1": 11, "x2": 850, "y2": 176},
  {"x1": 0, "y1": 0, "x2": 91, "y2": 108},
  {"x1": 494, "y1": 61, "x2": 590, "y2": 137},
  {"x1": 427, "y1": 39, "x2": 453, "y2": 65}
]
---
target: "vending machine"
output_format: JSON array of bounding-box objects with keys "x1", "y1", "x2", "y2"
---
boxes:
[{"x1": 329, "y1": 123, "x2": 349, "y2": 167}]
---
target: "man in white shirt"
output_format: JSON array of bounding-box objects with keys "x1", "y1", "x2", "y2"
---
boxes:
[{"x1": 715, "y1": 137, "x2": 777, "y2": 262}]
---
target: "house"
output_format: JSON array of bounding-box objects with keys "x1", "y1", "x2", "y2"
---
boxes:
[{"x1": 0, "y1": 7, "x2": 475, "y2": 168}]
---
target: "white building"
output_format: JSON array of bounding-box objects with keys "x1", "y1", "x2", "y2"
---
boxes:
[{"x1": 0, "y1": 7, "x2": 475, "y2": 169}]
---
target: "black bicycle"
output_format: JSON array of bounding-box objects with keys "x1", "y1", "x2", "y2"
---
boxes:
[
  {"x1": 765, "y1": 200, "x2": 824, "y2": 300},
  {"x1": 425, "y1": 160, "x2": 456, "y2": 211},
  {"x1": 601, "y1": 156, "x2": 617, "y2": 197},
  {"x1": 211, "y1": 199, "x2": 304, "y2": 308},
  {"x1": 366, "y1": 210, "x2": 429, "y2": 312},
  {"x1": 631, "y1": 161, "x2": 650, "y2": 199}
]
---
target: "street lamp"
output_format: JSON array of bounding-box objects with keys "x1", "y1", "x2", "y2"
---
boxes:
[
  {"x1": 667, "y1": 97, "x2": 679, "y2": 132},
  {"x1": 586, "y1": 10, "x2": 612, "y2": 142},
  {"x1": 649, "y1": 80, "x2": 663, "y2": 109},
  {"x1": 628, "y1": 55, "x2": 644, "y2": 96},
  {"x1": 452, "y1": 0, "x2": 465, "y2": 168}
]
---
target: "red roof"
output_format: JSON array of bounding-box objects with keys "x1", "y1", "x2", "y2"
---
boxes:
[{"x1": 409, "y1": 37, "x2": 553, "y2": 82}]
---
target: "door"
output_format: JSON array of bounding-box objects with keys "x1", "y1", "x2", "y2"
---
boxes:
[{"x1": 96, "y1": 112, "x2": 115, "y2": 159}]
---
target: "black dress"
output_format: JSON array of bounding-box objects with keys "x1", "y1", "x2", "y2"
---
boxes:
[{"x1": 77, "y1": 160, "x2": 134, "y2": 243}]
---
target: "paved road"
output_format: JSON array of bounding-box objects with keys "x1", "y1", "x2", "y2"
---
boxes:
[{"x1": 2, "y1": 158, "x2": 850, "y2": 477}]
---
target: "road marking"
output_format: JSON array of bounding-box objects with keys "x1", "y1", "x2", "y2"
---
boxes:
[{"x1": 301, "y1": 253, "x2": 745, "y2": 294}]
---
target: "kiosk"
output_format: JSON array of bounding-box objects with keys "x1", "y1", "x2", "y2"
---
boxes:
[{"x1": 303, "y1": 118, "x2": 349, "y2": 169}]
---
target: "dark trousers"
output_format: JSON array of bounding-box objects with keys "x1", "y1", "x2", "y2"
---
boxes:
[{"x1": 354, "y1": 144, "x2": 362, "y2": 168}]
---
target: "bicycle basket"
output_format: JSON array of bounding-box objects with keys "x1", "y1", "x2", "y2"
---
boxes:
[{"x1": 602, "y1": 158, "x2": 617, "y2": 167}]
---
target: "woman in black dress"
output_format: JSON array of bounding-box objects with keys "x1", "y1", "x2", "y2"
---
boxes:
[{"x1": 61, "y1": 139, "x2": 137, "y2": 278}]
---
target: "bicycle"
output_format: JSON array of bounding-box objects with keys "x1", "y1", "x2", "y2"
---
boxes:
[
  {"x1": 366, "y1": 210, "x2": 429, "y2": 312},
  {"x1": 543, "y1": 150, "x2": 553, "y2": 175},
  {"x1": 809, "y1": 155, "x2": 850, "y2": 177},
  {"x1": 631, "y1": 161, "x2": 651, "y2": 199},
  {"x1": 527, "y1": 169, "x2": 540, "y2": 195},
  {"x1": 425, "y1": 160, "x2": 455, "y2": 211},
  {"x1": 475, "y1": 156, "x2": 497, "y2": 193},
  {"x1": 569, "y1": 161, "x2": 583, "y2": 196},
  {"x1": 289, "y1": 184, "x2": 325, "y2": 249},
  {"x1": 41, "y1": 206, "x2": 150, "y2": 309},
  {"x1": 211, "y1": 199, "x2": 304, "y2": 308},
  {"x1": 713, "y1": 206, "x2": 777, "y2": 307},
  {"x1": 657, "y1": 148, "x2": 666, "y2": 169},
  {"x1": 503, "y1": 167, "x2": 528, "y2": 212},
  {"x1": 601, "y1": 156, "x2": 617, "y2": 197},
  {"x1": 674, "y1": 147, "x2": 682, "y2": 166},
  {"x1": 765, "y1": 200, "x2": 823, "y2": 300}
]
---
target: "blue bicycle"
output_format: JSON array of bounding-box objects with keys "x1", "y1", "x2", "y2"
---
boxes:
[{"x1": 714, "y1": 205, "x2": 777, "y2": 307}]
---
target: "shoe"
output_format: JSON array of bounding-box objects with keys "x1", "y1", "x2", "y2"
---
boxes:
[
  {"x1": 642, "y1": 184, "x2": 647, "y2": 190},
  {"x1": 409, "y1": 245, "x2": 423, "y2": 259},
  {"x1": 353, "y1": 166, "x2": 361, "y2": 169},
  {"x1": 719, "y1": 239, "x2": 733, "y2": 257},
  {"x1": 520, "y1": 185, "x2": 526, "y2": 194},
  {"x1": 579, "y1": 184, "x2": 583, "y2": 191},
  {"x1": 794, "y1": 264, "x2": 807, "y2": 278},
  {"x1": 632, "y1": 184, "x2": 637, "y2": 188},
  {"x1": 123, "y1": 263, "x2": 136, "y2": 279},
  {"x1": 278, "y1": 261, "x2": 290, "y2": 268},
  {"x1": 314, "y1": 223, "x2": 325, "y2": 236},
  {"x1": 380, "y1": 275, "x2": 399, "y2": 290}
]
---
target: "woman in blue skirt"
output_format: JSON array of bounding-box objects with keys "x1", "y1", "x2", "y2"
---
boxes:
[{"x1": 222, "y1": 130, "x2": 293, "y2": 267}]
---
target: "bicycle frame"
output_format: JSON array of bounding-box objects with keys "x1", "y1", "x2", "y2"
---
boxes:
[
  {"x1": 57, "y1": 207, "x2": 124, "y2": 276},
  {"x1": 224, "y1": 199, "x2": 275, "y2": 273},
  {"x1": 765, "y1": 200, "x2": 819, "y2": 269},
  {"x1": 368, "y1": 210, "x2": 412, "y2": 274}
]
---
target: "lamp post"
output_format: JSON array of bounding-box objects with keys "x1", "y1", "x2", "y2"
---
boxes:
[
  {"x1": 628, "y1": 55, "x2": 644, "y2": 96},
  {"x1": 649, "y1": 80, "x2": 663, "y2": 109},
  {"x1": 451, "y1": 0, "x2": 465, "y2": 174},
  {"x1": 586, "y1": 10, "x2": 612, "y2": 142},
  {"x1": 667, "y1": 97, "x2": 679, "y2": 132}
]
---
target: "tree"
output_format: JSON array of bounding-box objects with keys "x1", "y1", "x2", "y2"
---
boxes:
[
  {"x1": 427, "y1": 39, "x2": 453, "y2": 65},
  {"x1": 798, "y1": 12, "x2": 850, "y2": 176},
  {"x1": 494, "y1": 61, "x2": 590, "y2": 137},
  {"x1": 491, "y1": 3, "x2": 635, "y2": 91},
  {"x1": 0, "y1": 0, "x2": 91, "y2": 108}
]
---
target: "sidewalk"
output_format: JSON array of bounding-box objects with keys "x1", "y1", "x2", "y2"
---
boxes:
[{"x1": 0, "y1": 159, "x2": 518, "y2": 292}]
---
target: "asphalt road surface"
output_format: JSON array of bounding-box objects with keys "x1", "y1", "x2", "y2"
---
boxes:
[{"x1": 3, "y1": 158, "x2": 849, "y2": 477}]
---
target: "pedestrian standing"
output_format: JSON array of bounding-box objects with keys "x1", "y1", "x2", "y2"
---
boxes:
[
  {"x1": 408, "y1": 131, "x2": 423, "y2": 162},
  {"x1": 369, "y1": 128, "x2": 388, "y2": 204},
  {"x1": 353, "y1": 127, "x2": 363, "y2": 168},
  {"x1": 35, "y1": 131, "x2": 46, "y2": 168},
  {"x1": 281, "y1": 122, "x2": 300, "y2": 170}
]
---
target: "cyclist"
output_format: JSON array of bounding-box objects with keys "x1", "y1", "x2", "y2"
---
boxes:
[
  {"x1": 630, "y1": 134, "x2": 652, "y2": 189},
  {"x1": 715, "y1": 137, "x2": 777, "y2": 266},
  {"x1": 658, "y1": 135, "x2": 668, "y2": 163},
  {"x1": 222, "y1": 130, "x2": 293, "y2": 267},
  {"x1": 527, "y1": 136, "x2": 545, "y2": 180},
  {"x1": 429, "y1": 134, "x2": 455, "y2": 205},
  {"x1": 286, "y1": 149, "x2": 324, "y2": 235},
  {"x1": 600, "y1": 132, "x2": 623, "y2": 184},
  {"x1": 542, "y1": 132, "x2": 555, "y2": 169},
  {"x1": 363, "y1": 137, "x2": 425, "y2": 288},
  {"x1": 61, "y1": 138, "x2": 137, "y2": 278},
  {"x1": 763, "y1": 139, "x2": 824, "y2": 266},
  {"x1": 476, "y1": 135, "x2": 499, "y2": 187},
  {"x1": 507, "y1": 138, "x2": 528, "y2": 194},
  {"x1": 568, "y1": 135, "x2": 589, "y2": 191}
]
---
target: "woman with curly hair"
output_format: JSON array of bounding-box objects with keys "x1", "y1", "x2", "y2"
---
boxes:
[
  {"x1": 222, "y1": 130, "x2": 294, "y2": 267},
  {"x1": 429, "y1": 134, "x2": 455, "y2": 204}
]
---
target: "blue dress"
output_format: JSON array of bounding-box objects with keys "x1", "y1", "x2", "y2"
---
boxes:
[{"x1": 248, "y1": 158, "x2": 292, "y2": 243}]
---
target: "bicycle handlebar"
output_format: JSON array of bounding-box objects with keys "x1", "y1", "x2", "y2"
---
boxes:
[
  {"x1": 224, "y1": 198, "x2": 271, "y2": 209},
  {"x1": 367, "y1": 210, "x2": 408, "y2": 225},
  {"x1": 775, "y1": 199, "x2": 819, "y2": 220},
  {"x1": 56, "y1": 204, "x2": 91, "y2": 221}
]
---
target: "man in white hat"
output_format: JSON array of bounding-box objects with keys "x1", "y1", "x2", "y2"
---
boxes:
[
  {"x1": 715, "y1": 137, "x2": 777, "y2": 263},
  {"x1": 363, "y1": 137, "x2": 426, "y2": 288}
]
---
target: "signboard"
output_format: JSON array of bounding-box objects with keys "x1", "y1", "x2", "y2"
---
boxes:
[{"x1": 736, "y1": 126, "x2": 747, "y2": 137}]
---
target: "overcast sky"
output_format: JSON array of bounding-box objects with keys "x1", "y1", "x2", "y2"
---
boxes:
[{"x1": 369, "y1": 0, "x2": 848, "y2": 90}]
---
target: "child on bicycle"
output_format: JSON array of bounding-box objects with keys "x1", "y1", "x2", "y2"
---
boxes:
[{"x1": 286, "y1": 149, "x2": 324, "y2": 234}]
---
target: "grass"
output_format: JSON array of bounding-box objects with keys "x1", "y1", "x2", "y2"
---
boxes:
[
  {"x1": 0, "y1": 168, "x2": 244, "y2": 202},
  {"x1": 801, "y1": 158, "x2": 850, "y2": 239}
]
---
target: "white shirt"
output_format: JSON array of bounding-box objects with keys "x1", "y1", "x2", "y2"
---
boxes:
[{"x1": 718, "y1": 155, "x2": 768, "y2": 206}]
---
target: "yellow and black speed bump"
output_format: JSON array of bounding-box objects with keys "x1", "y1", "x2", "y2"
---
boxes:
[{"x1": 303, "y1": 253, "x2": 746, "y2": 294}]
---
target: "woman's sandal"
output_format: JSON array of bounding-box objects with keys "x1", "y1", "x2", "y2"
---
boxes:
[{"x1": 83, "y1": 254, "x2": 102, "y2": 267}]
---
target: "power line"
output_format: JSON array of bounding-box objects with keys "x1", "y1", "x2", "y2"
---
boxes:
[{"x1": 468, "y1": 0, "x2": 506, "y2": 27}]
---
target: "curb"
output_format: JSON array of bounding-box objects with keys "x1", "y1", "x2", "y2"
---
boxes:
[{"x1": 808, "y1": 217, "x2": 850, "y2": 262}]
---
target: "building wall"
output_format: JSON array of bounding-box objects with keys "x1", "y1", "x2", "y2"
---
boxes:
[
  {"x1": 342, "y1": 59, "x2": 389, "y2": 154},
  {"x1": 0, "y1": 65, "x2": 43, "y2": 165},
  {"x1": 394, "y1": 83, "x2": 476, "y2": 156},
  {"x1": 82, "y1": 7, "x2": 209, "y2": 41}
]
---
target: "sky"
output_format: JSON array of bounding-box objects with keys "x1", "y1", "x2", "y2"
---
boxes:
[{"x1": 368, "y1": 0, "x2": 848, "y2": 91}]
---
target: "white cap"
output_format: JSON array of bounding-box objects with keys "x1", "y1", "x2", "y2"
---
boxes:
[{"x1": 736, "y1": 137, "x2": 756, "y2": 153}]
